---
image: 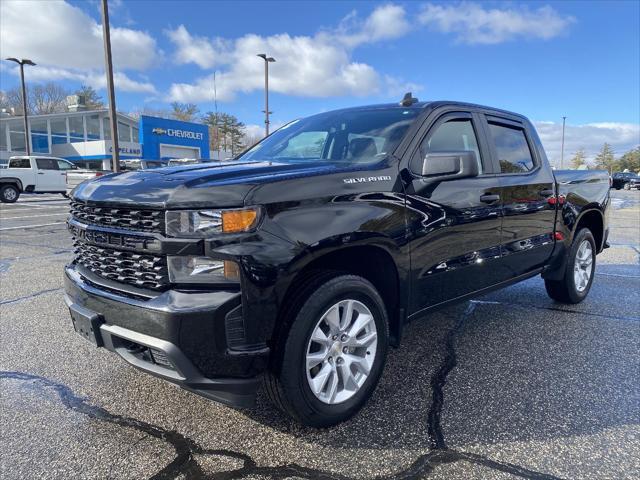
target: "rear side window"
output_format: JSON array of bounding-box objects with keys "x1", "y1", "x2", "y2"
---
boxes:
[
  {"x1": 413, "y1": 118, "x2": 483, "y2": 174},
  {"x1": 9, "y1": 158, "x2": 31, "y2": 168},
  {"x1": 488, "y1": 123, "x2": 535, "y2": 173},
  {"x1": 36, "y1": 158, "x2": 59, "y2": 170},
  {"x1": 56, "y1": 160, "x2": 75, "y2": 170}
]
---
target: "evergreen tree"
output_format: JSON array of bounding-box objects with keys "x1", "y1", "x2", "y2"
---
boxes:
[
  {"x1": 594, "y1": 143, "x2": 617, "y2": 173},
  {"x1": 75, "y1": 85, "x2": 104, "y2": 110},
  {"x1": 570, "y1": 148, "x2": 587, "y2": 169},
  {"x1": 202, "y1": 112, "x2": 246, "y2": 158},
  {"x1": 617, "y1": 147, "x2": 640, "y2": 173},
  {"x1": 170, "y1": 102, "x2": 200, "y2": 122}
]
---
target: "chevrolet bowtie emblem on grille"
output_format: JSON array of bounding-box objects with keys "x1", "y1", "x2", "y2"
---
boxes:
[{"x1": 152, "y1": 127, "x2": 167, "y2": 135}]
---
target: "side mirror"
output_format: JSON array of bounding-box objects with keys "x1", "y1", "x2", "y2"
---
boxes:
[{"x1": 422, "y1": 151, "x2": 479, "y2": 181}]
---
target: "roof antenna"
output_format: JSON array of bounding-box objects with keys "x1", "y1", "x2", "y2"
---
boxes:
[{"x1": 400, "y1": 92, "x2": 418, "y2": 107}]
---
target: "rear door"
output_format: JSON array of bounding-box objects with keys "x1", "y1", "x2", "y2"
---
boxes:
[
  {"x1": 481, "y1": 114, "x2": 556, "y2": 277},
  {"x1": 35, "y1": 158, "x2": 66, "y2": 192},
  {"x1": 403, "y1": 110, "x2": 504, "y2": 313}
]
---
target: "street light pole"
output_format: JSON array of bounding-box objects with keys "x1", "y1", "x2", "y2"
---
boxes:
[
  {"x1": 101, "y1": 0, "x2": 120, "y2": 172},
  {"x1": 6, "y1": 58, "x2": 36, "y2": 156},
  {"x1": 257, "y1": 54, "x2": 275, "y2": 137},
  {"x1": 560, "y1": 116, "x2": 567, "y2": 169}
]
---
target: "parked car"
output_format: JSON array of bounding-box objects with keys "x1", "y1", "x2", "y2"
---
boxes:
[
  {"x1": 64, "y1": 98, "x2": 610, "y2": 427},
  {"x1": 121, "y1": 159, "x2": 168, "y2": 170},
  {"x1": 0, "y1": 156, "x2": 68, "y2": 202},
  {"x1": 56, "y1": 159, "x2": 107, "y2": 194},
  {"x1": 611, "y1": 171, "x2": 640, "y2": 190},
  {"x1": 167, "y1": 158, "x2": 202, "y2": 166},
  {"x1": 628, "y1": 175, "x2": 640, "y2": 190}
]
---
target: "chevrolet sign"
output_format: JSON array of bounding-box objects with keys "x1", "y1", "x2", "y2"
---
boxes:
[{"x1": 152, "y1": 127, "x2": 203, "y2": 140}]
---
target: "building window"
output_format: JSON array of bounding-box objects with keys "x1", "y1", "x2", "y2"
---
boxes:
[
  {"x1": 50, "y1": 118, "x2": 67, "y2": 145},
  {"x1": 69, "y1": 116, "x2": 84, "y2": 143},
  {"x1": 118, "y1": 121, "x2": 131, "y2": 142},
  {"x1": 103, "y1": 117, "x2": 111, "y2": 140},
  {"x1": 30, "y1": 118, "x2": 49, "y2": 153},
  {"x1": 86, "y1": 114, "x2": 101, "y2": 140},
  {"x1": 132, "y1": 126, "x2": 139, "y2": 143},
  {"x1": 8, "y1": 120, "x2": 26, "y2": 152},
  {"x1": 0, "y1": 123, "x2": 7, "y2": 151}
]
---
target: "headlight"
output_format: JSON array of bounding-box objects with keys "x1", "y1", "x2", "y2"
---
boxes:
[
  {"x1": 168, "y1": 256, "x2": 240, "y2": 284},
  {"x1": 165, "y1": 208, "x2": 259, "y2": 238}
]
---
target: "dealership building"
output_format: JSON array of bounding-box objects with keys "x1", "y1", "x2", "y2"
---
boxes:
[{"x1": 0, "y1": 108, "x2": 210, "y2": 168}]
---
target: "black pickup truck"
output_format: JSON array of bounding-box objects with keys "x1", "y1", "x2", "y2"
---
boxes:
[{"x1": 64, "y1": 98, "x2": 610, "y2": 427}]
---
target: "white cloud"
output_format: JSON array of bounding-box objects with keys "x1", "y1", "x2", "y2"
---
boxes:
[
  {"x1": 534, "y1": 121, "x2": 640, "y2": 167},
  {"x1": 418, "y1": 2, "x2": 575, "y2": 45},
  {"x1": 2, "y1": 64, "x2": 157, "y2": 94},
  {"x1": 0, "y1": 0, "x2": 159, "y2": 73},
  {"x1": 165, "y1": 4, "x2": 418, "y2": 103},
  {"x1": 335, "y1": 4, "x2": 411, "y2": 48}
]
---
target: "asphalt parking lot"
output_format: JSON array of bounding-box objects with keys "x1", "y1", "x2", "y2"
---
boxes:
[{"x1": 1, "y1": 190, "x2": 638, "y2": 480}]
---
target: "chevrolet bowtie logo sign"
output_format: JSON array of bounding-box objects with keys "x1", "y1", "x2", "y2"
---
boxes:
[{"x1": 152, "y1": 128, "x2": 167, "y2": 135}]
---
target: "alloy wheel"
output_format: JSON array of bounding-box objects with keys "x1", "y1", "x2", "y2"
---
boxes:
[
  {"x1": 305, "y1": 299, "x2": 378, "y2": 404},
  {"x1": 574, "y1": 240, "x2": 593, "y2": 292}
]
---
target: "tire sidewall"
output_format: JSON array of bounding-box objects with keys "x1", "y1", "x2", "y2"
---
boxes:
[
  {"x1": 565, "y1": 229, "x2": 596, "y2": 302},
  {"x1": 281, "y1": 276, "x2": 388, "y2": 424},
  {"x1": 1, "y1": 185, "x2": 19, "y2": 203}
]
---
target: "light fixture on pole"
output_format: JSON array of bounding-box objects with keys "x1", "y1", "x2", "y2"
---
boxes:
[
  {"x1": 101, "y1": 0, "x2": 120, "y2": 172},
  {"x1": 257, "y1": 54, "x2": 275, "y2": 137},
  {"x1": 560, "y1": 116, "x2": 567, "y2": 169},
  {"x1": 5, "y1": 58, "x2": 36, "y2": 156}
]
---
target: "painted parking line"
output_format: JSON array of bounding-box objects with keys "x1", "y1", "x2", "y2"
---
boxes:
[
  {"x1": 1, "y1": 213, "x2": 70, "y2": 220},
  {"x1": 0, "y1": 222, "x2": 66, "y2": 231},
  {"x1": 0, "y1": 204, "x2": 69, "y2": 209}
]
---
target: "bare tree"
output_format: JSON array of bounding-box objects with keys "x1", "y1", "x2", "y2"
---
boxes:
[
  {"x1": 1, "y1": 82, "x2": 68, "y2": 115},
  {"x1": 31, "y1": 83, "x2": 69, "y2": 114}
]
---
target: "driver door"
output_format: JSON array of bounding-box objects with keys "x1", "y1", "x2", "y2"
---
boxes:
[{"x1": 404, "y1": 112, "x2": 503, "y2": 314}]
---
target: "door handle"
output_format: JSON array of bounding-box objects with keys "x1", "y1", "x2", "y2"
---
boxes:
[
  {"x1": 37, "y1": 172, "x2": 44, "y2": 175},
  {"x1": 539, "y1": 189, "x2": 554, "y2": 197},
  {"x1": 480, "y1": 194, "x2": 500, "y2": 203}
]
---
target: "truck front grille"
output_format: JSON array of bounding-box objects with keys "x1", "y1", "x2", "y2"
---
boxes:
[
  {"x1": 73, "y1": 240, "x2": 169, "y2": 291},
  {"x1": 70, "y1": 201, "x2": 164, "y2": 234}
]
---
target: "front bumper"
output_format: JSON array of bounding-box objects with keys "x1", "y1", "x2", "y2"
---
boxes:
[{"x1": 64, "y1": 264, "x2": 269, "y2": 408}]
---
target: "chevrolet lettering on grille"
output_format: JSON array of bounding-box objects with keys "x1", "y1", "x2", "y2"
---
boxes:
[{"x1": 67, "y1": 220, "x2": 161, "y2": 252}]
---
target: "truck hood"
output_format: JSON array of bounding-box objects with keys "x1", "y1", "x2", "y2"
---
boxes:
[{"x1": 71, "y1": 160, "x2": 358, "y2": 209}]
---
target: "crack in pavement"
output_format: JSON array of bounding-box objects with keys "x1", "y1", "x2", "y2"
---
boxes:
[
  {"x1": 0, "y1": 287, "x2": 64, "y2": 306},
  {"x1": 0, "y1": 302, "x2": 562, "y2": 480}
]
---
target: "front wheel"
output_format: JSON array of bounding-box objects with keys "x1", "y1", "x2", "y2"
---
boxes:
[
  {"x1": 265, "y1": 274, "x2": 388, "y2": 427},
  {"x1": 545, "y1": 228, "x2": 596, "y2": 304},
  {"x1": 623, "y1": 183, "x2": 631, "y2": 190},
  {"x1": 0, "y1": 184, "x2": 20, "y2": 203}
]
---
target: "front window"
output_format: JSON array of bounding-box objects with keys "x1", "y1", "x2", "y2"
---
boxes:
[{"x1": 238, "y1": 107, "x2": 421, "y2": 165}]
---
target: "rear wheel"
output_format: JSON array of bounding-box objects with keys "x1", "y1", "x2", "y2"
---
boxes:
[
  {"x1": 0, "y1": 184, "x2": 19, "y2": 203},
  {"x1": 545, "y1": 228, "x2": 596, "y2": 304},
  {"x1": 265, "y1": 274, "x2": 388, "y2": 427}
]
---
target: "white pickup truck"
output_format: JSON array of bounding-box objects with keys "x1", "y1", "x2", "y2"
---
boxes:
[{"x1": 0, "y1": 156, "x2": 101, "y2": 203}]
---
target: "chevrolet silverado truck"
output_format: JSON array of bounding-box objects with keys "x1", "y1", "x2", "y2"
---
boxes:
[
  {"x1": 64, "y1": 99, "x2": 610, "y2": 427},
  {"x1": 0, "y1": 156, "x2": 68, "y2": 202}
]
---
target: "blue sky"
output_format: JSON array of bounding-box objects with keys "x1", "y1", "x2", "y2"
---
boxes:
[{"x1": 1, "y1": 0, "x2": 639, "y2": 163}]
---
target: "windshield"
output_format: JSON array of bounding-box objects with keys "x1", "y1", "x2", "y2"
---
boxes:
[{"x1": 238, "y1": 107, "x2": 421, "y2": 165}]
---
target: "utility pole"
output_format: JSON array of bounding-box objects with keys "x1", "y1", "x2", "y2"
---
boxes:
[
  {"x1": 560, "y1": 116, "x2": 567, "y2": 169},
  {"x1": 101, "y1": 0, "x2": 120, "y2": 172},
  {"x1": 257, "y1": 54, "x2": 275, "y2": 137},
  {"x1": 5, "y1": 58, "x2": 35, "y2": 155}
]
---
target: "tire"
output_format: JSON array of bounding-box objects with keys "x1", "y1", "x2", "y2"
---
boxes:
[
  {"x1": 265, "y1": 273, "x2": 389, "y2": 427},
  {"x1": 545, "y1": 228, "x2": 596, "y2": 304},
  {"x1": 0, "y1": 184, "x2": 20, "y2": 203},
  {"x1": 623, "y1": 183, "x2": 631, "y2": 190},
  {"x1": 615, "y1": 186, "x2": 621, "y2": 190}
]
